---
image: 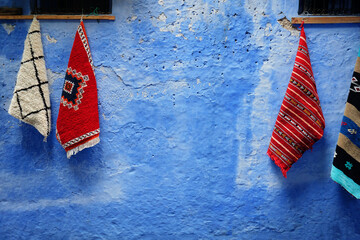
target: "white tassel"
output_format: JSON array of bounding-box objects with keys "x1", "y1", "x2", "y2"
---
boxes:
[{"x1": 66, "y1": 137, "x2": 100, "y2": 159}]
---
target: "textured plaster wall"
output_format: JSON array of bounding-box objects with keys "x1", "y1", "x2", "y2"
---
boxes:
[{"x1": 1, "y1": 0, "x2": 360, "y2": 239}]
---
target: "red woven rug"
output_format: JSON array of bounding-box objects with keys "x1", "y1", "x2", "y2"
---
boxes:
[
  {"x1": 56, "y1": 21, "x2": 100, "y2": 158},
  {"x1": 267, "y1": 24, "x2": 325, "y2": 177}
]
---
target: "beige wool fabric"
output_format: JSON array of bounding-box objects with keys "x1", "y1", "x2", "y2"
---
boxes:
[{"x1": 8, "y1": 17, "x2": 51, "y2": 139}]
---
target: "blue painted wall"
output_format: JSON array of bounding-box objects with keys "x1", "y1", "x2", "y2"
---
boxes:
[{"x1": 1, "y1": 0, "x2": 360, "y2": 239}]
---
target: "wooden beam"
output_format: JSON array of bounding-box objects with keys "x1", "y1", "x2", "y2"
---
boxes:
[
  {"x1": 292, "y1": 16, "x2": 360, "y2": 24},
  {"x1": 0, "y1": 15, "x2": 115, "y2": 20}
]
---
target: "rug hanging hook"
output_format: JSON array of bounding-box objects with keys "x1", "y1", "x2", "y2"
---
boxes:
[
  {"x1": 81, "y1": 8, "x2": 84, "y2": 22},
  {"x1": 33, "y1": 6, "x2": 38, "y2": 20},
  {"x1": 300, "y1": 20, "x2": 304, "y2": 30}
]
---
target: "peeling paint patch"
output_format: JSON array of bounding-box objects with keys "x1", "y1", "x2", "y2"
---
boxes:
[
  {"x1": 176, "y1": 33, "x2": 187, "y2": 40},
  {"x1": 264, "y1": 23, "x2": 272, "y2": 37},
  {"x1": 127, "y1": 15, "x2": 138, "y2": 22},
  {"x1": 158, "y1": 13, "x2": 167, "y2": 22},
  {"x1": 151, "y1": 0, "x2": 225, "y2": 39},
  {"x1": 45, "y1": 34, "x2": 57, "y2": 43},
  {"x1": 46, "y1": 68, "x2": 63, "y2": 87},
  {"x1": 277, "y1": 17, "x2": 300, "y2": 36},
  {"x1": 1, "y1": 23, "x2": 15, "y2": 35}
]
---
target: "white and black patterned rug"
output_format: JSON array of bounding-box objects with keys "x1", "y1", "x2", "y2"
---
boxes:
[{"x1": 8, "y1": 17, "x2": 51, "y2": 139}]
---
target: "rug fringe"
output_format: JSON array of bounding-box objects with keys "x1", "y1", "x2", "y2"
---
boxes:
[
  {"x1": 66, "y1": 136, "x2": 100, "y2": 159},
  {"x1": 267, "y1": 150, "x2": 290, "y2": 178}
]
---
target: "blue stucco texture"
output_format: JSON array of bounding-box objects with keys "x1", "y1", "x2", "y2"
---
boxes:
[{"x1": 1, "y1": 0, "x2": 360, "y2": 239}]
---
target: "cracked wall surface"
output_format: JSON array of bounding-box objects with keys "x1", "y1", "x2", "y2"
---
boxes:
[{"x1": 1, "y1": 0, "x2": 360, "y2": 239}]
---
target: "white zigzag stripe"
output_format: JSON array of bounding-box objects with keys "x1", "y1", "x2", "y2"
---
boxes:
[
  {"x1": 77, "y1": 25, "x2": 94, "y2": 70},
  {"x1": 63, "y1": 129, "x2": 100, "y2": 148}
]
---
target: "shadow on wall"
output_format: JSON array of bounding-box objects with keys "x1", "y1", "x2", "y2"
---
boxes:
[
  {"x1": 20, "y1": 123, "x2": 53, "y2": 158},
  {"x1": 67, "y1": 142, "x2": 105, "y2": 187},
  {"x1": 19, "y1": 114, "x2": 105, "y2": 188}
]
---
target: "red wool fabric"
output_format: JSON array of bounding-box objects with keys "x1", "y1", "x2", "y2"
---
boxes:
[
  {"x1": 56, "y1": 21, "x2": 100, "y2": 158},
  {"x1": 267, "y1": 24, "x2": 325, "y2": 177}
]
